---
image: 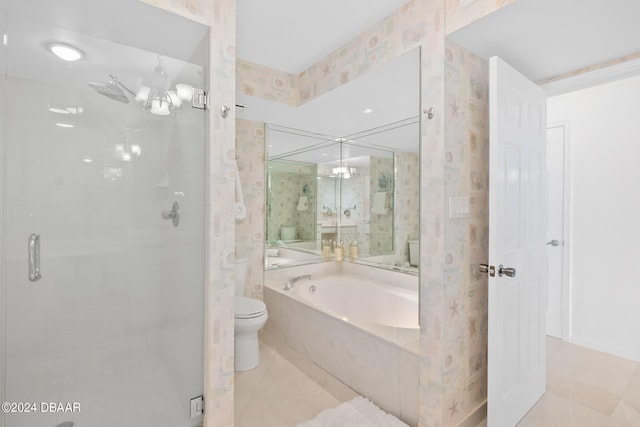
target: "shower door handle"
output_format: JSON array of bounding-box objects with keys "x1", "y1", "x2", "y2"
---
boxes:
[{"x1": 28, "y1": 233, "x2": 41, "y2": 282}]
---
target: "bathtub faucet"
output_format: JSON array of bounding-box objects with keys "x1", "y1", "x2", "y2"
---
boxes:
[{"x1": 284, "y1": 275, "x2": 311, "y2": 290}]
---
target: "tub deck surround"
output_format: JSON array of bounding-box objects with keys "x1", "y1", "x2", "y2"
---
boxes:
[{"x1": 264, "y1": 264, "x2": 420, "y2": 425}]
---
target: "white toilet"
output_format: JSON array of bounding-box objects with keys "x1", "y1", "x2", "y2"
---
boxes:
[{"x1": 234, "y1": 258, "x2": 268, "y2": 371}]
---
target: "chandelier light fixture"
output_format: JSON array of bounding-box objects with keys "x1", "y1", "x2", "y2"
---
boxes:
[{"x1": 135, "y1": 56, "x2": 193, "y2": 116}]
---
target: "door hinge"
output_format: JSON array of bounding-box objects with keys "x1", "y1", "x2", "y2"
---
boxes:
[
  {"x1": 190, "y1": 395, "x2": 204, "y2": 418},
  {"x1": 192, "y1": 89, "x2": 208, "y2": 110}
]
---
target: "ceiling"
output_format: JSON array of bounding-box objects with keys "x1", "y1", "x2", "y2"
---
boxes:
[
  {"x1": 0, "y1": 0, "x2": 209, "y2": 129},
  {"x1": 238, "y1": 0, "x2": 640, "y2": 159},
  {"x1": 236, "y1": 0, "x2": 410, "y2": 74},
  {"x1": 448, "y1": 0, "x2": 640, "y2": 83},
  {"x1": 236, "y1": 1, "x2": 417, "y2": 161}
]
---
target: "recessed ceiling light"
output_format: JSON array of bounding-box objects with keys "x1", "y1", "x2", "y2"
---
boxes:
[
  {"x1": 48, "y1": 42, "x2": 84, "y2": 62},
  {"x1": 55, "y1": 122, "x2": 74, "y2": 128},
  {"x1": 82, "y1": 157, "x2": 93, "y2": 163},
  {"x1": 49, "y1": 107, "x2": 70, "y2": 114},
  {"x1": 362, "y1": 108, "x2": 374, "y2": 114},
  {"x1": 321, "y1": 153, "x2": 329, "y2": 156}
]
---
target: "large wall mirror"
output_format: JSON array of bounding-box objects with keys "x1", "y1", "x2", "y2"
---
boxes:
[{"x1": 240, "y1": 48, "x2": 420, "y2": 273}]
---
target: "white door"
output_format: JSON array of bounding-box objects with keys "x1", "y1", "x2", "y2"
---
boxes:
[
  {"x1": 488, "y1": 56, "x2": 547, "y2": 427},
  {"x1": 546, "y1": 125, "x2": 566, "y2": 339}
]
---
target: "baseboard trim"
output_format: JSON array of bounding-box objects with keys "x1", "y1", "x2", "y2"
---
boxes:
[{"x1": 457, "y1": 401, "x2": 486, "y2": 427}]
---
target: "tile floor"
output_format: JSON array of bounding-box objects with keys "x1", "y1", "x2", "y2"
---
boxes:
[
  {"x1": 234, "y1": 330, "x2": 359, "y2": 427},
  {"x1": 476, "y1": 337, "x2": 640, "y2": 427},
  {"x1": 236, "y1": 333, "x2": 640, "y2": 427}
]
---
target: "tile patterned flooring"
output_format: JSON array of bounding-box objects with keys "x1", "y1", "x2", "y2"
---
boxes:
[
  {"x1": 236, "y1": 333, "x2": 640, "y2": 427},
  {"x1": 477, "y1": 337, "x2": 640, "y2": 427},
  {"x1": 234, "y1": 330, "x2": 359, "y2": 427}
]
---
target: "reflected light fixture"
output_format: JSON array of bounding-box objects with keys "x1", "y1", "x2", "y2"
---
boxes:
[
  {"x1": 134, "y1": 56, "x2": 193, "y2": 116},
  {"x1": 48, "y1": 42, "x2": 84, "y2": 62},
  {"x1": 332, "y1": 166, "x2": 357, "y2": 179},
  {"x1": 55, "y1": 122, "x2": 74, "y2": 128},
  {"x1": 362, "y1": 108, "x2": 374, "y2": 114}
]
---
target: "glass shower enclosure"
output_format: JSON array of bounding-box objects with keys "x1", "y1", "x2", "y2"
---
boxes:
[{"x1": 0, "y1": 1, "x2": 208, "y2": 426}]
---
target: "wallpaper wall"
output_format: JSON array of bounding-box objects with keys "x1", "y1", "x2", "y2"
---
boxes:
[
  {"x1": 144, "y1": 0, "x2": 514, "y2": 425},
  {"x1": 335, "y1": 170, "x2": 370, "y2": 254},
  {"x1": 369, "y1": 156, "x2": 395, "y2": 254},
  {"x1": 268, "y1": 166, "x2": 317, "y2": 242},
  {"x1": 235, "y1": 119, "x2": 266, "y2": 299},
  {"x1": 233, "y1": 0, "x2": 488, "y2": 425},
  {"x1": 395, "y1": 151, "x2": 420, "y2": 264},
  {"x1": 441, "y1": 39, "x2": 490, "y2": 425}
]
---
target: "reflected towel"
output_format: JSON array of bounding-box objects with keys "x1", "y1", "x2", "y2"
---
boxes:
[
  {"x1": 297, "y1": 196, "x2": 309, "y2": 211},
  {"x1": 371, "y1": 192, "x2": 388, "y2": 215}
]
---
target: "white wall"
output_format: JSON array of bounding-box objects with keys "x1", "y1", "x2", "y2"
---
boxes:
[{"x1": 548, "y1": 75, "x2": 640, "y2": 361}]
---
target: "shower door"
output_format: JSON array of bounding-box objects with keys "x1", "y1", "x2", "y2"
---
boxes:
[{"x1": 1, "y1": 2, "x2": 208, "y2": 427}]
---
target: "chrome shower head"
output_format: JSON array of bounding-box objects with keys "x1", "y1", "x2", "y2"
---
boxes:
[
  {"x1": 88, "y1": 74, "x2": 135, "y2": 104},
  {"x1": 89, "y1": 79, "x2": 129, "y2": 103}
]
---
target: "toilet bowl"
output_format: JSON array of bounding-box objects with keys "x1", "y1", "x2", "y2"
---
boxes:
[
  {"x1": 234, "y1": 296, "x2": 268, "y2": 371},
  {"x1": 234, "y1": 258, "x2": 268, "y2": 371}
]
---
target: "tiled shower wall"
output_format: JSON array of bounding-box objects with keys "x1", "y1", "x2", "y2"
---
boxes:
[{"x1": 4, "y1": 72, "x2": 206, "y2": 426}]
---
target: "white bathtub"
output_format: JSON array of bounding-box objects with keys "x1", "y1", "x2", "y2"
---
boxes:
[
  {"x1": 264, "y1": 271, "x2": 419, "y2": 426},
  {"x1": 292, "y1": 275, "x2": 419, "y2": 330}
]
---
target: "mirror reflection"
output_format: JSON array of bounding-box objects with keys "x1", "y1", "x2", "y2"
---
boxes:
[
  {"x1": 267, "y1": 132, "x2": 398, "y2": 260},
  {"x1": 242, "y1": 48, "x2": 420, "y2": 273}
]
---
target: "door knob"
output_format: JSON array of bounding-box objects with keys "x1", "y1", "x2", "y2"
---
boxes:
[
  {"x1": 498, "y1": 264, "x2": 516, "y2": 278},
  {"x1": 546, "y1": 239, "x2": 560, "y2": 246}
]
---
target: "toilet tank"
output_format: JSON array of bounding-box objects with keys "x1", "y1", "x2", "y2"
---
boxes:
[{"x1": 408, "y1": 240, "x2": 419, "y2": 267}]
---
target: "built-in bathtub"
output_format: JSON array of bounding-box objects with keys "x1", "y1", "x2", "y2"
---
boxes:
[{"x1": 264, "y1": 262, "x2": 419, "y2": 426}]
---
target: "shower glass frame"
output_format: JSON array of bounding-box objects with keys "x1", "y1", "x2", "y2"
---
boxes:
[{"x1": 0, "y1": 3, "x2": 208, "y2": 426}]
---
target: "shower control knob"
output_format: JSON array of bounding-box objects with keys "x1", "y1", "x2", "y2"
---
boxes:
[{"x1": 162, "y1": 201, "x2": 180, "y2": 227}]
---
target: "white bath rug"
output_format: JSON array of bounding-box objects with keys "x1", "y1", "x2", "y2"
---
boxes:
[{"x1": 297, "y1": 396, "x2": 409, "y2": 427}]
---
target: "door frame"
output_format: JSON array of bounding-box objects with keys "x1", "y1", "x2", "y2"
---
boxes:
[{"x1": 546, "y1": 121, "x2": 573, "y2": 341}]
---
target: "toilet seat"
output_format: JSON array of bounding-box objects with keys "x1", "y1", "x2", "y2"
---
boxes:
[{"x1": 234, "y1": 296, "x2": 266, "y2": 319}]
